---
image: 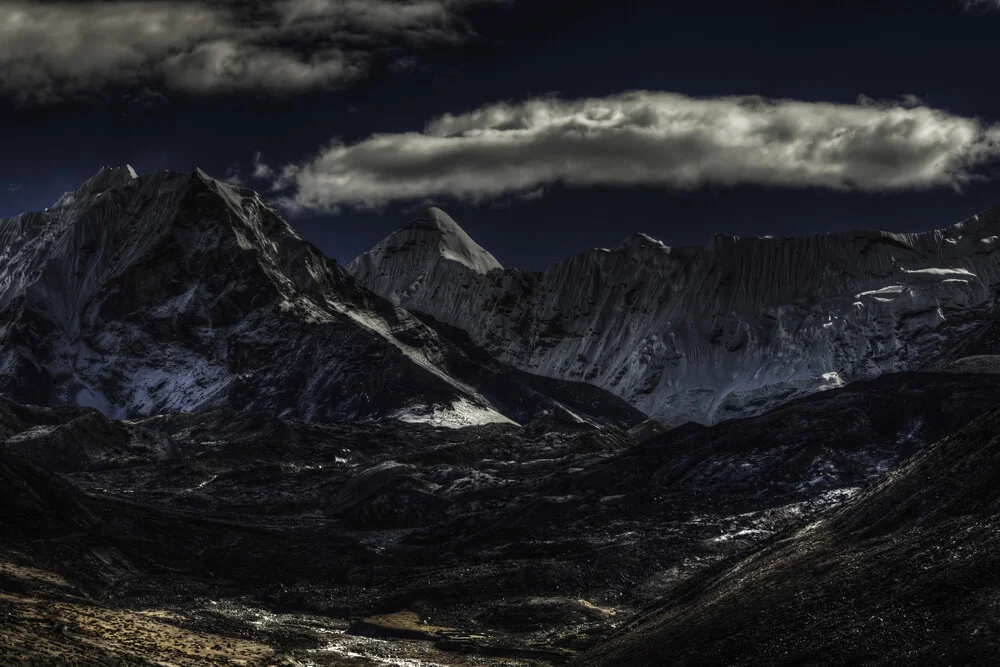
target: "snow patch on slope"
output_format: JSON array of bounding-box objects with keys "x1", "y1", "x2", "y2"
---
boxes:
[{"x1": 391, "y1": 397, "x2": 517, "y2": 428}]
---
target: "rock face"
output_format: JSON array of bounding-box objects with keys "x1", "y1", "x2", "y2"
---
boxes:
[
  {"x1": 350, "y1": 206, "x2": 1000, "y2": 424},
  {"x1": 0, "y1": 167, "x2": 641, "y2": 428}
]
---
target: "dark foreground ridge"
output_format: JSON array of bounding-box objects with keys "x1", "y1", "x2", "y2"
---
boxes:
[
  {"x1": 579, "y1": 402, "x2": 1000, "y2": 666},
  {"x1": 3, "y1": 370, "x2": 1000, "y2": 664}
]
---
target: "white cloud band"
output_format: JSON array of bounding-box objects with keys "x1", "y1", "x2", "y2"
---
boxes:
[{"x1": 273, "y1": 91, "x2": 1000, "y2": 210}]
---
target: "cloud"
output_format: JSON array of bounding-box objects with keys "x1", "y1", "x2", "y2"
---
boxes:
[
  {"x1": 0, "y1": 0, "x2": 502, "y2": 103},
  {"x1": 223, "y1": 162, "x2": 246, "y2": 186},
  {"x1": 388, "y1": 56, "x2": 420, "y2": 73},
  {"x1": 122, "y1": 86, "x2": 170, "y2": 108},
  {"x1": 160, "y1": 41, "x2": 362, "y2": 94},
  {"x1": 961, "y1": 0, "x2": 1000, "y2": 11},
  {"x1": 7, "y1": 183, "x2": 22, "y2": 192},
  {"x1": 272, "y1": 91, "x2": 1000, "y2": 211},
  {"x1": 252, "y1": 152, "x2": 275, "y2": 179}
]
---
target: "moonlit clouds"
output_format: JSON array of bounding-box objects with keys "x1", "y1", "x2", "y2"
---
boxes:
[
  {"x1": 160, "y1": 41, "x2": 361, "y2": 94},
  {"x1": 277, "y1": 0, "x2": 462, "y2": 33},
  {"x1": 252, "y1": 152, "x2": 275, "y2": 180},
  {"x1": 0, "y1": 0, "x2": 500, "y2": 102},
  {"x1": 271, "y1": 92, "x2": 1000, "y2": 211},
  {"x1": 0, "y1": 1, "x2": 219, "y2": 101}
]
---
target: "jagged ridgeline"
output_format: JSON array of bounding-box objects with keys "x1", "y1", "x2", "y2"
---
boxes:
[
  {"x1": 350, "y1": 204, "x2": 1000, "y2": 424},
  {"x1": 5, "y1": 165, "x2": 1000, "y2": 429},
  {"x1": 0, "y1": 166, "x2": 642, "y2": 429}
]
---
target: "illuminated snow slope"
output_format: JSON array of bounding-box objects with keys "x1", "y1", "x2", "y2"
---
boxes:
[
  {"x1": 349, "y1": 206, "x2": 1000, "y2": 425},
  {"x1": 0, "y1": 167, "x2": 518, "y2": 426}
]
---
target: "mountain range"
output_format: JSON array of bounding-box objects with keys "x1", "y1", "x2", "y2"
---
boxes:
[
  {"x1": 350, "y1": 205, "x2": 1000, "y2": 424},
  {"x1": 0, "y1": 166, "x2": 641, "y2": 430},
  {"x1": 4, "y1": 166, "x2": 1000, "y2": 665},
  {"x1": 5, "y1": 164, "x2": 998, "y2": 428}
]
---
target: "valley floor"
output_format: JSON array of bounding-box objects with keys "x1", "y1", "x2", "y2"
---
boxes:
[{"x1": 4, "y1": 370, "x2": 1000, "y2": 665}]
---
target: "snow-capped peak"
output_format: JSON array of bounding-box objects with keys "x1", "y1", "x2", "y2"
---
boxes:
[
  {"x1": 401, "y1": 207, "x2": 503, "y2": 274},
  {"x1": 347, "y1": 208, "x2": 502, "y2": 305}
]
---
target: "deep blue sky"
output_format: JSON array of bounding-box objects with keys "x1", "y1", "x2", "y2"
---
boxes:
[{"x1": 2, "y1": 0, "x2": 1000, "y2": 269}]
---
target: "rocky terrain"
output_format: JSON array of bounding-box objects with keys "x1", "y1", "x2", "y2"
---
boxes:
[
  {"x1": 5, "y1": 167, "x2": 1000, "y2": 665},
  {"x1": 351, "y1": 206, "x2": 1000, "y2": 424},
  {"x1": 579, "y1": 399, "x2": 1000, "y2": 666},
  {"x1": 4, "y1": 367, "x2": 1000, "y2": 664}
]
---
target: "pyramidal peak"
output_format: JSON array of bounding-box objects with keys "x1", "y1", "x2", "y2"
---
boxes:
[
  {"x1": 404, "y1": 207, "x2": 503, "y2": 274},
  {"x1": 406, "y1": 206, "x2": 464, "y2": 233},
  {"x1": 348, "y1": 207, "x2": 502, "y2": 287}
]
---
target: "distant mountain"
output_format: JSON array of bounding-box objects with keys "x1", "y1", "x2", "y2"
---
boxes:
[
  {"x1": 0, "y1": 167, "x2": 642, "y2": 428},
  {"x1": 350, "y1": 207, "x2": 503, "y2": 291},
  {"x1": 350, "y1": 206, "x2": 1000, "y2": 424}
]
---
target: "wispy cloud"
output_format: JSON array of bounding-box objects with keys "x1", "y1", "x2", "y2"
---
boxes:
[
  {"x1": 223, "y1": 162, "x2": 246, "y2": 186},
  {"x1": 7, "y1": 183, "x2": 22, "y2": 192},
  {"x1": 252, "y1": 151, "x2": 275, "y2": 180},
  {"x1": 269, "y1": 91, "x2": 1000, "y2": 211},
  {"x1": 961, "y1": 0, "x2": 1000, "y2": 11},
  {"x1": 0, "y1": 0, "x2": 503, "y2": 103},
  {"x1": 122, "y1": 86, "x2": 170, "y2": 109}
]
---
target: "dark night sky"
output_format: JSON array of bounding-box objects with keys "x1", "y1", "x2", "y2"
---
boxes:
[{"x1": 2, "y1": 0, "x2": 1000, "y2": 269}]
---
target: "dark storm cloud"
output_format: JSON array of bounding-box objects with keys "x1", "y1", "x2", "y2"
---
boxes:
[
  {"x1": 272, "y1": 92, "x2": 1000, "y2": 211},
  {"x1": 0, "y1": 0, "x2": 502, "y2": 103}
]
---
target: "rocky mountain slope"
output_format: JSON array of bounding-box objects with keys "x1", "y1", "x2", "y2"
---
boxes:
[
  {"x1": 0, "y1": 167, "x2": 641, "y2": 429},
  {"x1": 578, "y1": 398, "x2": 1000, "y2": 666},
  {"x1": 350, "y1": 206, "x2": 1000, "y2": 424}
]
